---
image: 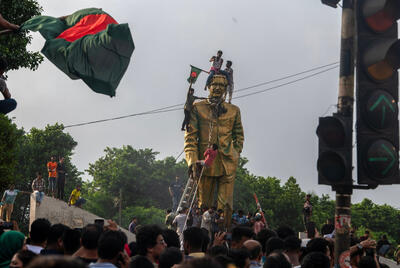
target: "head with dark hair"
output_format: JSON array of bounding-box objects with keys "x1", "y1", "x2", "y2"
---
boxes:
[
  {"x1": 306, "y1": 238, "x2": 329, "y2": 256},
  {"x1": 321, "y1": 222, "x2": 335, "y2": 236},
  {"x1": 62, "y1": 229, "x2": 81, "y2": 255},
  {"x1": 275, "y1": 226, "x2": 295, "y2": 240},
  {"x1": 11, "y1": 250, "x2": 37, "y2": 267},
  {"x1": 97, "y1": 230, "x2": 127, "y2": 261},
  {"x1": 217, "y1": 50, "x2": 223, "y2": 56},
  {"x1": 263, "y1": 252, "x2": 292, "y2": 268},
  {"x1": 212, "y1": 144, "x2": 218, "y2": 150},
  {"x1": 243, "y1": 239, "x2": 262, "y2": 261},
  {"x1": 231, "y1": 226, "x2": 254, "y2": 249},
  {"x1": 226, "y1": 61, "x2": 232, "y2": 67},
  {"x1": 183, "y1": 227, "x2": 204, "y2": 254},
  {"x1": 26, "y1": 255, "x2": 87, "y2": 268},
  {"x1": 162, "y1": 229, "x2": 180, "y2": 248},
  {"x1": 136, "y1": 225, "x2": 166, "y2": 261},
  {"x1": 130, "y1": 255, "x2": 154, "y2": 268},
  {"x1": 166, "y1": 209, "x2": 172, "y2": 214},
  {"x1": 227, "y1": 248, "x2": 250, "y2": 268},
  {"x1": 255, "y1": 228, "x2": 277, "y2": 254},
  {"x1": 0, "y1": 57, "x2": 8, "y2": 73},
  {"x1": 30, "y1": 218, "x2": 51, "y2": 244},
  {"x1": 305, "y1": 222, "x2": 317, "y2": 239},
  {"x1": 208, "y1": 245, "x2": 228, "y2": 257},
  {"x1": 81, "y1": 224, "x2": 103, "y2": 250},
  {"x1": 45, "y1": 224, "x2": 70, "y2": 253},
  {"x1": 265, "y1": 237, "x2": 285, "y2": 256},
  {"x1": 301, "y1": 252, "x2": 330, "y2": 268},
  {"x1": 284, "y1": 235, "x2": 301, "y2": 252},
  {"x1": 159, "y1": 247, "x2": 183, "y2": 268},
  {"x1": 47, "y1": 224, "x2": 70, "y2": 245}
]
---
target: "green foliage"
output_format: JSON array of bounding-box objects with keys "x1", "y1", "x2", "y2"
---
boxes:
[
  {"x1": 0, "y1": 0, "x2": 43, "y2": 70},
  {"x1": 0, "y1": 115, "x2": 21, "y2": 186},
  {"x1": 352, "y1": 199, "x2": 400, "y2": 243},
  {"x1": 120, "y1": 206, "x2": 165, "y2": 227}
]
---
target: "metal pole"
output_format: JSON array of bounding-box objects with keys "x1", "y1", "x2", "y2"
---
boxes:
[
  {"x1": 335, "y1": 0, "x2": 355, "y2": 265},
  {"x1": 337, "y1": 0, "x2": 355, "y2": 116}
]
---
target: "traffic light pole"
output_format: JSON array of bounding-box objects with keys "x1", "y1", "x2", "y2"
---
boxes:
[{"x1": 335, "y1": 0, "x2": 355, "y2": 266}]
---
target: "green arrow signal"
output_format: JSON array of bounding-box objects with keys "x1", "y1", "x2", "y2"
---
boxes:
[
  {"x1": 369, "y1": 94, "x2": 395, "y2": 127},
  {"x1": 368, "y1": 143, "x2": 396, "y2": 176}
]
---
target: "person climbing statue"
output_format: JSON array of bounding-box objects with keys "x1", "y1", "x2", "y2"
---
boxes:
[
  {"x1": 181, "y1": 87, "x2": 203, "y2": 131},
  {"x1": 185, "y1": 74, "x2": 244, "y2": 229},
  {"x1": 197, "y1": 144, "x2": 218, "y2": 168},
  {"x1": 224, "y1": 61, "x2": 234, "y2": 104}
]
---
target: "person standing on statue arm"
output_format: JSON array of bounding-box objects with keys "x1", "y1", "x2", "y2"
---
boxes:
[{"x1": 184, "y1": 74, "x2": 244, "y2": 229}]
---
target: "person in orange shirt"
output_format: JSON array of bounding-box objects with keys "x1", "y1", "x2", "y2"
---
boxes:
[{"x1": 47, "y1": 156, "x2": 58, "y2": 198}]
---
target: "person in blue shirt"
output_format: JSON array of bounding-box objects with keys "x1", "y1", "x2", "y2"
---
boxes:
[{"x1": 0, "y1": 184, "x2": 30, "y2": 221}]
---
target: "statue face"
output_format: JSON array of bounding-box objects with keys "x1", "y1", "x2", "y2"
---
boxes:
[{"x1": 209, "y1": 75, "x2": 228, "y2": 99}]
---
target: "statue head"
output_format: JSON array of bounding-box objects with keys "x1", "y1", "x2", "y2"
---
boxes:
[{"x1": 208, "y1": 75, "x2": 228, "y2": 100}]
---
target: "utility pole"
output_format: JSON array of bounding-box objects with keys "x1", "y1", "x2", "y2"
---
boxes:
[{"x1": 335, "y1": 0, "x2": 355, "y2": 265}]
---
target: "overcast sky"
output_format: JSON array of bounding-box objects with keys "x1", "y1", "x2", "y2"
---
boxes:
[{"x1": 8, "y1": 0, "x2": 400, "y2": 207}]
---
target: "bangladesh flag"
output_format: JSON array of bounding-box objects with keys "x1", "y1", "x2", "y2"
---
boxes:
[
  {"x1": 187, "y1": 65, "x2": 202, "y2": 84},
  {"x1": 21, "y1": 8, "x2": 135, "y2": 97}
]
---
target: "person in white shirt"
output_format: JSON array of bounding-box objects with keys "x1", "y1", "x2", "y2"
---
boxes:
[
  {"x1": 200, "y1": 207, "x2": 214, "y2": 238},
  {"x1": 172, "y1": 207, "x2": 188, "y2": 240},
  {"x1": 26, "y1": 218, "x2": 51, "y2": 254}
]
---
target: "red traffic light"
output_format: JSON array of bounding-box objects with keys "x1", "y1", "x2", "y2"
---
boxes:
[{"x1": 362, "y1": 0, "x2": 400, "y2": 33}]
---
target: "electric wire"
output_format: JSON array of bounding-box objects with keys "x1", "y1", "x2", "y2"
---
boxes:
[{"x1": 64, "y1": 63, "x2": 339, "y2": 128}]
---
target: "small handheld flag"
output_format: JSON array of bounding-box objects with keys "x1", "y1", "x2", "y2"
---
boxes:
[{"x1": 187, "y1": 65, "x2": 203, "y2": 84}]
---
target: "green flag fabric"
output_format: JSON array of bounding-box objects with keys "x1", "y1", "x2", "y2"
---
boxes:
[
  {"x1": 21, "y1": 8, "x2": 135, "y2": 97},
  {"x1": 187, "y1": 65, "x2": 203, "y2": 84}
]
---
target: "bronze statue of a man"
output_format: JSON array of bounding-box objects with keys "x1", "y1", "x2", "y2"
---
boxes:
[{"x1": 184, "y1": 74, "x2": 244, "y2": 228}]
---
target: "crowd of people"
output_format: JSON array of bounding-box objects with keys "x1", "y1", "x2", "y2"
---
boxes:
[{"x1": 0, "y1": 213, "x2": 393, "y2": 268}]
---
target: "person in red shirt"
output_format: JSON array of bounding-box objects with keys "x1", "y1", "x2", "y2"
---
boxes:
[
  {"x1": 198, "y1": 144, "x2": 218, "y2": 168},
  {"x1": 47, "y1": 156, "x2": 58, "y2": 198}
]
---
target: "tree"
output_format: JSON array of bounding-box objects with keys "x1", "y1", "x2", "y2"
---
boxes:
[
  {"x1": 85, "y1": 146, "x2": 188, "y2": 229},
  {"x1": 0, "y1": 0, "x2": 43, "y2": 70},
  {"x1": 0, "y1": 114, "x2": 21, "y2": 186}
]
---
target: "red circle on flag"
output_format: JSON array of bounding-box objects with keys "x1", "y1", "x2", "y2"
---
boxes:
[{"x1": 191, "y1": 72, "x2": 197, "y2": 78}]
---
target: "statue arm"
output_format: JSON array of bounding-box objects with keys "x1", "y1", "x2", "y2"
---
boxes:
[
  {"x1": 232, "y1": 109, "x2": 244, "y2": 154},
  {"x1": 184, "y1": 105, "x2": 200, "y2": 167}
]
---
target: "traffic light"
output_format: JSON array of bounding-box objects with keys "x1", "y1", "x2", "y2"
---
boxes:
[
  {"x1": 317, "y1": 114, "x2": 353, "y2": 186},
  {"x1": 356, "y1": 0, "x2": 400, "y2": 185}
]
